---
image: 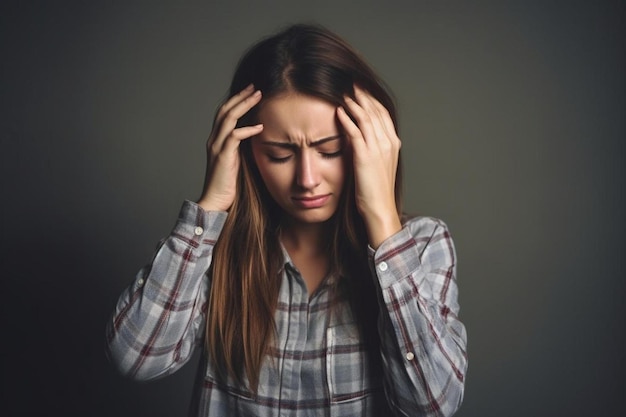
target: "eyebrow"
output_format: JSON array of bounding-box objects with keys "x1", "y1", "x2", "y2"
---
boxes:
[{"x1": 260, "y1": 135, "x2": 343, "y2": 149}]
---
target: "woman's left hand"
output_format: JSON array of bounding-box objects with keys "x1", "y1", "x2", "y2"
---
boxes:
[{"x1": 336, "y1": 85, "x2": 402, "y2": 249}]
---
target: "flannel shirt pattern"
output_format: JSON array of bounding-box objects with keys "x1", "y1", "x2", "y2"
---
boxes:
[{"x1": 106, "y1": 200, "x2": 467, "y2": 416}]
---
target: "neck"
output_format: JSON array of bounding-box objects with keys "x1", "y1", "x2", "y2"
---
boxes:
[{"x1": 280, "y1": 218, "x2": 333, "y2": 256}]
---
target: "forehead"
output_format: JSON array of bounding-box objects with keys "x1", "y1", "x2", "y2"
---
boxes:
[{"x1": 257, "y1": 93, "x2": 339, "y2": 142}]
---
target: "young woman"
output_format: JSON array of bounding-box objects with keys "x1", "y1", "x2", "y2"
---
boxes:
[{"x1": 106, "y1": 24, "x2": 467, "y2": 416}]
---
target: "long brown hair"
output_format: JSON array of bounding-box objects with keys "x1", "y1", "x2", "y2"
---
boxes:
[{"x1": 206, "y1": 23, "x2": 403, "y2": 392}]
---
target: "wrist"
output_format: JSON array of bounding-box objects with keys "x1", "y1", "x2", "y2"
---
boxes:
[
  {"x1": 362, "y1": 210, "x2": 402, "y2": 249},
  {"x1": 196, "y1": 196, "x2": 230, "y2": 212}
]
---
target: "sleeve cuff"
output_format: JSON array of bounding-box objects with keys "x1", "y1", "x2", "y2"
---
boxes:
[
  {"x1": 368, "y1": 227, "x2": 421, "y2": 289},
  {"x1": 171, "y1": 200, "x2": 228, "y2": 244},
  {"x1": 368, "y1": 216, "x2": 449, "y2": 290}
]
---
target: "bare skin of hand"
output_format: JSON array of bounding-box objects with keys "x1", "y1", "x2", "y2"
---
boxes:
[
  {"x1": 336, "y1": 85, "x2": 402, "y2": 249},
  {"x1": 197, "y1": 84, "x2": 263, "y2": 212}
]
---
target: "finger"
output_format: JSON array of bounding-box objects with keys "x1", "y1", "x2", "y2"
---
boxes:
[
  {"x1": 336, "y1": 106, "x2": 366, "y2": 153},
  {"x1": 354, "y1": 86, "x2": 400, "y2": 153},
  {"x1": 221, "y1": 89, "x2": 262, "y2": 128},
  {"x1": 343, "y1": 95, "x2": 378, "y2": 148},
  {"x1": 353, "y1": 87, "x2": 392, "y2": 145},
  {"x1": 215, "y1": 84, "x2": 255, "y2": 122},
  {"x1": 221, "y1": 124, "x2": 264, "y2": 154},
  {"x1": 365, "y1": 92, "x2": 400, "y2": 148},
  {"x1": 212, "y1": 90, "x2": 262, "y2": 151}
]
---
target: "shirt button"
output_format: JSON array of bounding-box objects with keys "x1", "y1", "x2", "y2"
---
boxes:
[
  {"x1": 137, "y1": 278, "x2": 144, "y2": 286},
  {"x1": 194, "y1": 226, "x2": 204, "y2": 236},
  {"x1": 406, "y1": 351, "x2": 415, "y2": 361},
  {"x1": 378, "y1": 261, "x2": 388, "y2": 272}
]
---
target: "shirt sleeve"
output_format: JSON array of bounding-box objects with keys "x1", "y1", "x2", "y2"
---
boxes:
[
  {"x1": 105, "y1": 200, "x2": 228, "y2": 381},
  {"x1": 369, "y1": 216, "x2": 468, "y2": 417}
]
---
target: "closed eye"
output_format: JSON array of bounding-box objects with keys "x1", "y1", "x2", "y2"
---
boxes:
[
  {"x1": 267, "y1": 154, "x2": 293, "y2": 163},
  {"x1": 320, "y1": 150, "x2": 342, "y2": 159}
]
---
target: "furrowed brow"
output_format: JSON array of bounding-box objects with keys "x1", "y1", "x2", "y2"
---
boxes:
[
  {"x1": 260, "y1": 135, "x2": 343, "y2": 149},
  {"x1": 260, "y1": 141, "x2": 297, "y2": 150},
  {"x1": 309, "y1": 135, "x2": 343, "y2": 147}
]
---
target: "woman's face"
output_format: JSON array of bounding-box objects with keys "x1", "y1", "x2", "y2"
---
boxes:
[{"x1": 251, "y1": 93, "x2": 346, "y2": 226}]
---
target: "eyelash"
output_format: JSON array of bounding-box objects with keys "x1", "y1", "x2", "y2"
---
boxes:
[
  {"x1": 268, "y1": 155, "x2": 292, "y2": 164},
  {"x1": 267, "y1": 150, "x2": 342, "y2": 164},
  {"x1": 321, "y1": 150, "x2": 342, "y2": 159}
]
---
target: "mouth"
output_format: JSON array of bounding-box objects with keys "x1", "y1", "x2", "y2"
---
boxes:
[{"x1": 291, "y1": 194, "x2": 331, "y2": 209}]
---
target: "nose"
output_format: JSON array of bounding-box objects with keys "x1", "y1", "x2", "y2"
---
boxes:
[{"x1": 296, "y1": 151, "x2": 321, "y2": 190}]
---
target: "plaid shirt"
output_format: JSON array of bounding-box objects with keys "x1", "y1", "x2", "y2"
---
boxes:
[{"x1": 106, "y1": 201, "x2": 467, "y2": 416}]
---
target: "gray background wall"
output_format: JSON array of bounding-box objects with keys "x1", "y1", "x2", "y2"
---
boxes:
[{"x1": 2, "y1": 1, "x2": 624, "y2": 416}]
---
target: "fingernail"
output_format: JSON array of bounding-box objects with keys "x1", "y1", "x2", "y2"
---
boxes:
[
  {"x1": 255, "y1": 123, "x2": 263, "y2": 129},
  {"x1": 253, "y1": 90, "x2": 262, "y2": 97}
]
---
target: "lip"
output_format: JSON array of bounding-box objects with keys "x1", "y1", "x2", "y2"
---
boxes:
[{"x1": 291, "y1": 194, "x2": 331, "y2": 209}]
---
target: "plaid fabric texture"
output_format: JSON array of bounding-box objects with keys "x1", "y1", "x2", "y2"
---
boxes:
[{"x1": 106, "y1": 201, "x2": 467, "y2": 416}]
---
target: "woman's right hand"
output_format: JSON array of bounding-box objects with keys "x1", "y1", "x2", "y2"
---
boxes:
[{"x1": 197, "y1": 84, "x2": 263, "y2": 212}]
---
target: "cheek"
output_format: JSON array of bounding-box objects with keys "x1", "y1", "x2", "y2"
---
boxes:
[
  {"x1": 251, "y1": 147, "x2": 275, "y2": 187},
  {"x1": 332, "y1": 159, "x2": 348, "y2": 187},
  {"x1": 261, "y1": 170, "x2": 283, "y2": 192},
  {"x1": 255, "y1": 161, "x2": 291, "y2": 195}
]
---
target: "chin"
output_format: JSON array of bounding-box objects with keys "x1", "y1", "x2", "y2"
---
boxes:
[{"x1": 286, "y1": 208, "x2": 338, "y2": 225}]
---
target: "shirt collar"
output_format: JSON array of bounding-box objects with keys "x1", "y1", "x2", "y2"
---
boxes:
[{"x1": 277, "y1": 241, "x2": 341, "y2": 289}]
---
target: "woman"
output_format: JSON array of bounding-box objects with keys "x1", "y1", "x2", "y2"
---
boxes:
[{"x1": 106, "y1": 23, "x2": 467, "y2": 416}]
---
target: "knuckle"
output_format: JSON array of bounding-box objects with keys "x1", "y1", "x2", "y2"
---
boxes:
[
  {"x1": 379, "y1": 142, "x2": 392, "y2": 153},
  {"x1": 360, "y1": 117, "x2": 373, "y2": 129},
  {"x1": 222, "y1": 112, "x2": 237, "y2": 126},
  {"x1": 216, "y1": 103, "x2": 230, "y2": 119},
  {"x1": 346, "y1": 125, "x2": 361, "y2": 137},
  {"x1": 226, "y1": 130, "x2": 241, "y2": 141},
  {"x1": 209, "y1": 142, "x2": 221, "y2": 156}
]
